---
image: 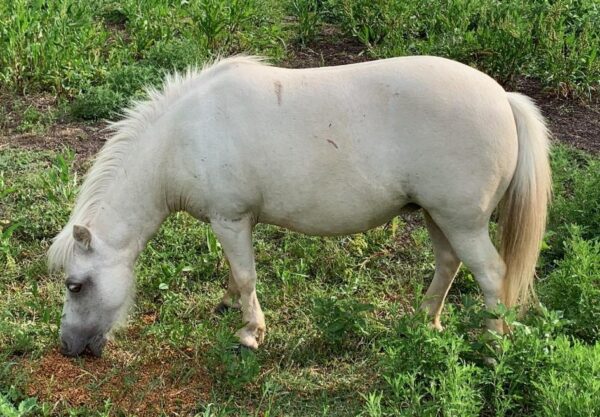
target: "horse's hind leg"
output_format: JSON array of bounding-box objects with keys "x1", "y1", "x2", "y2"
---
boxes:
[
  {"x1": 420, "y1": 211, "x2": 461, "y2": 330},
  {"x1": 214, "y1": 260, "x2": 242, "y2": 314},
  {"x1": 429, "y1": 212, "x2": 506, "y2": 334},
  {"x1": 210, "y1": 217, "x2": 266, "y2": 349}
]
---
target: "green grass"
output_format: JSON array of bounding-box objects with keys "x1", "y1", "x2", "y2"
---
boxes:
[
  {"x1": 0, "y1": 0, "x2": 288, "y2": 121},
  {"x1": 1, "y1": 142, "x2": 599, "y2": 415}
]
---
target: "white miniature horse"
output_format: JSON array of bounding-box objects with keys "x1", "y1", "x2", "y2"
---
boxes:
[{"x1": 48, "y1": 56, "x2": 551, "y2": 356}]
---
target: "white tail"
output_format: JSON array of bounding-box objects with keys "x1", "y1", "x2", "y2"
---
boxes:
[{"x1": 499, "y1": 93, "x2": 552, "y2": 311}]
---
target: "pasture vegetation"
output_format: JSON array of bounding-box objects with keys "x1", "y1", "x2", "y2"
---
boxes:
[
  {"x1": 1, "y1": 145, "x2": 599, "y2": 416},
  {"x1": 1, "y1": 0, "x2": 599, "y2": 416}
]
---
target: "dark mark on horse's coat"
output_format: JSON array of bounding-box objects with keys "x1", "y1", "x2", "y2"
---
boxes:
[
  {"x1": 326, "y1": 139, "x2": 339, "y2": 149},
  {"x1": 274, "y1": 80, "x2": 282, "y2": 106}
]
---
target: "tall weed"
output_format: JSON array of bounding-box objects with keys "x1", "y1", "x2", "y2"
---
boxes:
[{"x1": 0, "y1": 0, "x2": 112, "y2": 95}]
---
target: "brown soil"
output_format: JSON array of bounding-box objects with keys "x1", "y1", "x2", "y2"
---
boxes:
[
  {"x1": 21, "y1": 343, "x2": 211, "y2": 416},
  {"x1": 0, "y1": 93, "x2": 109, "y2": 160},
  {"x1": 281, "y1": 24, "x2": 370, "y2": 68},
  {"x1": 516, "y1": 79, "x2": 600, "y2": 154},
  {"x1": 3, "y1": 122, "x2": 110, "y2": 159}
]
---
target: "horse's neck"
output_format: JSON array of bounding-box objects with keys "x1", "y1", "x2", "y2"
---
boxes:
[{"x1": 90, "y1": 144, "x2": 170, "y2": 261}]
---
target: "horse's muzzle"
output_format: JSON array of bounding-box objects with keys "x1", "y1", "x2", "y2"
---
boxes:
[{"x1": 60, "y1": 330, "x2": 106, "y2": 357}]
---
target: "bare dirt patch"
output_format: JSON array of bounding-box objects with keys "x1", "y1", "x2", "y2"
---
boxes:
[
  {"x1": 281, "y1": 24, "x2": 371, "y2": 68},
  {"x1": 21, "y1": 344, "x2": 212, "y2": 416},
  {"x1": 2, "y1": 123, "x2": 109, "y2": 159},
  {"x1": 0, "y1": 92, "x2": 109, "y2": 161},
  {"x1": 517, "y1": 79, "x2": 600, "y2": 154}
]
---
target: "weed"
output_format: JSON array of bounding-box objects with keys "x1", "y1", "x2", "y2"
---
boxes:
[
  {"x1": 70, "y1": 86, "x2": 124, "y2": 120},
  {"x1": 546, "y1": 145, "x2": 600, "y2": 260},
  {"x1": 15, "y1": 106, "x2": 57, "y2": 134},
  {"x1": 143, "y1": 39, "x2": 207, "y2": 72},
  {"x1": 41, "y1": 149, "x2": 78, "y2": 205},
  {"x1": 361, "y1": 391, "x2": 383, "y2": 417},
  {"x1": 328, "y1": 0, "x2": 395, "y2": 47},
  {"x1": 290, "y1": 0, "x2": 323, "y2": 45},
  {"x1": 0, "y1": 171, "x2": 16, "y2": 200},
  {"x1": 0, "y1": 0, "x2": 111, "y2": 96},
  {"x1": 0, "y1": 222, "x2": 20, "y2": 270},
  {"x1": 0, "y1": 392, "x2": 38, "y2": 417},
  {"x1": 105, "y1": 64, "x2": 161, "y2": 99},
  {"x1": 313, "y1": 297, "x2": 374, "y2": 345},
  {"x1": 376, "y1": 311, "x2": 482, "y2": 416},
  {"x1": 539, "y1": 227, "x2": 600, "y2": 343},
  {"x1": 206, "y1": 328, "x2": 261, "y2": 389},
  {"x1": 532, "y1": 336, "x2": 600, "y2": 416},
  {"x1": 0, "y1": 172, "x2": 19, "y2": 269}
]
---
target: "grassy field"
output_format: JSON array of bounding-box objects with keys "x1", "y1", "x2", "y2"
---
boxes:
[{"x1": 1, "y1": 1, "x2": 599, "y2": 416}]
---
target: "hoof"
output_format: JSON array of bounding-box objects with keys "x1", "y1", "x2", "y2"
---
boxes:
[
  {"x1": 235, "y1": 326, "x2": 265, "y2": 350},
  {"x1": 428, "y1": 321, "x2": 444, "y2": 332},
  {"x1": 483, "y1": 356, "x2": 498, "y2": 367},
  {"x1": 237, "y1": 333, "x2": 259, "y2": 350},
  {"x1": 214, "y1": 301, "x2": 231, "y2": 315}
]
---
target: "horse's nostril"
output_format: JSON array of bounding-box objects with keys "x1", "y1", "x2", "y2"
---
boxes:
[{"x1": 60, "y1": 339, "x2": 71, "y2": 355}]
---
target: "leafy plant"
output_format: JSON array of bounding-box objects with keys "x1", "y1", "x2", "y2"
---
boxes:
[
  {"x1": 547, "y1": 145, "x2": 600, "y2": 260},
  {"x1": 533, "y1": 336, "x2": 600, "y2": 416},
  {"x1": 0, "y1": 393, "x2": 38, "y2": 417},
  {"x1": 105, "y1": 64, "x2": 161, "y2": 99},
  {"x1": 15, "y1": 106, "x2": 58, "y2": 134},
  {"x1": 312, "y1": 296, "x2": 374, "y2": 344},
  {"x1": 188, "y1": 0, "x2": 263, "y2": 52},
  {"x1": 0, "y1": 222, "x2": 20, "y2": 270},
  {"x1": 70, "y1": 86, "x2": 124, "y2": 120},
  {"x1": 539, "y1": 227, "x2": 600, "y2": 343},
  {"x1": 143, "y1": 38, "x2": 207, "y2": 72},
  {"x1": 376, "y1": 311, "x2": 482, "y2": 417},
  {"x1": 0, "y1": 0, "x2": 111, "y2": 96},
  {"x1": 41, "y1": 149, "x2": 77, "y2": 204},
  {"x1": 327, "y1": 0, "x2": 396, "y2": 47},
  {"x1": 0, "y1": 171, "x2": 15, "y2": 200},
  {"x1": 290, "y1": 0, "x2": 323, "y2": 45},
  {"x1": 205, "y1": 328, "x2": 261, "y2": 389}
]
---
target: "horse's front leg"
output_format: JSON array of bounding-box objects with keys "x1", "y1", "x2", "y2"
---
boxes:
[{"x1": 210, "y1": 216, "x2": 265, "y2": 349}]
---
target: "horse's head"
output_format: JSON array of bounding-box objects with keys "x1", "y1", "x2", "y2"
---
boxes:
[{"x1": 58, "y1": 224, "x2": 134, "y2": 357}]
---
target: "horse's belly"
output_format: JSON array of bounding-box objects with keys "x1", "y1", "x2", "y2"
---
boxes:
[{"x1": 258, "y1": 192, "x2": 409, "y2": 236}]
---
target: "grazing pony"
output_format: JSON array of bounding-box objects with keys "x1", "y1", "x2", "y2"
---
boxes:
[{"x1": 48, "y1": 56, "x2": 551, "y2": 356}]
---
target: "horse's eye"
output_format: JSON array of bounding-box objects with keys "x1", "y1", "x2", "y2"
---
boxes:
[{"x1": 67, "y1": 282, "x2": 82, "y2": 293}]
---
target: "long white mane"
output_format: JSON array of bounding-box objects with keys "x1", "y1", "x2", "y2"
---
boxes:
[{"x1": 47, "y1": 56, "x2": 267, "y2": 272}]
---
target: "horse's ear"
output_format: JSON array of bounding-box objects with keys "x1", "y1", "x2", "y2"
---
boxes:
[{"x1": 73, "y1": 225, "x2": 92, "y2": 250}]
